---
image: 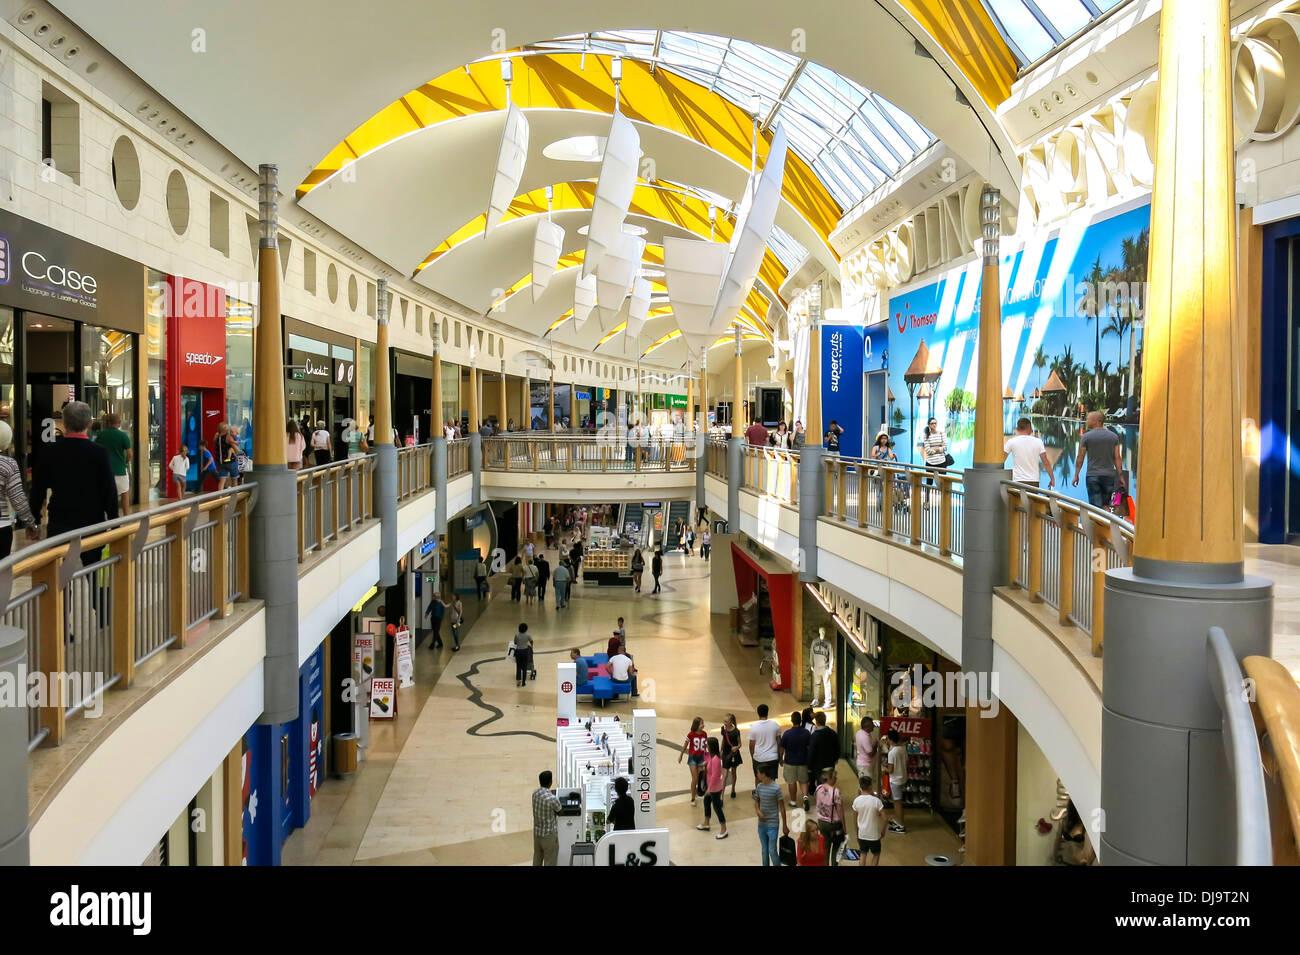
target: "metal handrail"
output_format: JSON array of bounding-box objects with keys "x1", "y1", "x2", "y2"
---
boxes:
[{"x1": 1207, "y1": 627, "x2": 1272, "y2": 866}]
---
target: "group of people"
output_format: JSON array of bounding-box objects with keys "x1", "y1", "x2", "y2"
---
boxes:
[{"x1": 166, "y1": 419, "x2": 252, "y2": 498}]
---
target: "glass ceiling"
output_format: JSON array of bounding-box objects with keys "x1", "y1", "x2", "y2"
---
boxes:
[
  {"x1": 981, "y1": 0, "x2": 1126, "y2": 66},
  {"x1": 524, "y1": 31, "x2": 935, "y2": 210}
]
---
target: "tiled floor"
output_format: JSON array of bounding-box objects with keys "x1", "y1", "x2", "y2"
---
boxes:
[
  {"x1": 1246, "y1": 544, "x2": 1300, "y2": 683},
  {"x1": 283, "y1": 544, "x2": 962, "y2": 866}
]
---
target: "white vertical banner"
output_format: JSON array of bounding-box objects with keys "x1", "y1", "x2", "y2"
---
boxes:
[
  {"x1": 792, "y1": 323, "x2": 810, "y2": 427},
  {"x1": 557, "y1": 661, "x2": 577, "y2": 725},
  {"x1": 632, "y1": 708, "x2": 657, "y2": 829}
]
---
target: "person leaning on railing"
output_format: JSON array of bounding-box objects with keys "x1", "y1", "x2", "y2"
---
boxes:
[{"x1": 0, "y1": 421, "x2": 36, "y2": 557}]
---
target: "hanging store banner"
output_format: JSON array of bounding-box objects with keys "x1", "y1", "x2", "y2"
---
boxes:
[
  {"x1": 394, "y1": 627, "x2": 414, "y2": 688},
  {"x1": 820, "y1": 323, "x2": 864, "y2": 457},
  {"x1": 863, "y1": 322, "x2": 889, "y2": 374}
]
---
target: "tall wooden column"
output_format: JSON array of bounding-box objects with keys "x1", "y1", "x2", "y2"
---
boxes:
[
  {"x1": 569, "y1": 380, "x2": 577, "y2": 430},
  {"x1": 964, "y1": 706, "x2": 1017, "y2": 864}
]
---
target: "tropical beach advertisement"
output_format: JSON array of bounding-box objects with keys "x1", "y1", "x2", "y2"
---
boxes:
[{"x1": 882, "y1": 198, "x2": 1151, "y2": 507}]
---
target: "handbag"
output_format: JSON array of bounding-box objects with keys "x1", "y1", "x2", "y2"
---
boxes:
[
  {"x1": 237, "y1": 452, "x2": 253, "y2": 473},
  {"x1": 942, "y1": 452, "x2": 955, "y2": 468}
]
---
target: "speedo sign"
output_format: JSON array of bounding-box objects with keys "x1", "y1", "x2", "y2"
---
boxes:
[{"x1": 0, "y1": 208, "x2": 144, "y2": 332}]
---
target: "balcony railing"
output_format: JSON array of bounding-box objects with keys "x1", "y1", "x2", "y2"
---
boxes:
[
  {"x1": 296, "y1": 457, "x2": 375, "y2": 563},
  {"x1": 740, "y1": 446, "x2": 800, "y2": 505},
  {"x1": 483, "y1": 434, "x2": 697, "y2": 472},
  {"x1": 448, "y1": 437, "x2": 470, "y2": 477},
  {"x1": 0, "y1": 485, "x2": 254, "y2": 750},
  {"x1": 1004, "y1": 484, "x2": 1133, "y2": 656},
  {"x1": 396, "y1": 444, "x2": 432, "y2": 500},
  {"x1": 707, "y1": 439, "x2": 729, "y2": 480},
  {"x1": 823, "y1": 456, "x2": 966, "y2": 559}
]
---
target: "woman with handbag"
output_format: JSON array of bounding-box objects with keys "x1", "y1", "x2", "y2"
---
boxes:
[
  {"x1": 720, "y1": 713, "x2": 743, "y2": 798},
  {"x1": 523, "y1": 558, "x2": 538, "y2": 604},
  {"x1": 447, "y1": 595, "x2": 463, "y2": 651},
  {"x1": 630, "y1": 548, "x2": 645, "y2": 592},
  {"x1": 919, "y1": 417, "x2": 949, "y2": 506},
  {"x1": 814, "y1": 767, "x2": 846, "y2": 866},
  {"x1": 678, "y1": 717, "x2": 709, "y2": 806}
]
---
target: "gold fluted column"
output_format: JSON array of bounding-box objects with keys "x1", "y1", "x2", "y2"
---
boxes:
[
  {"x1": 732, "y1": 326, "x2": 744, "y2": 437},
  {"x1": 569, "y1": 380, "x2": 577, "y2": 430},
  {"x1": 432, "y1": 327, "x2": 443, "y2": 432},
  {"x1": 253, "y1": 168, "x2": 286, "y2": 467},
  {"x1": 1133, "y1": 0, "x2": 1241, "y2": 576},
  {"x1": 974, "y1": 186, "x2": 1004, "y2": 466},
  {"x1": 374, "y1": 281, "x2": 393, "y2": 447}
]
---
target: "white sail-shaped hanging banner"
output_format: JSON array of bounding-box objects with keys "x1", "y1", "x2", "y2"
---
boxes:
[
  {"x1": 484, "y1": 102, "x2": 529, "y2": 235},
  {"x1": 572, "y1": 271, "x2": 597, "y2": 330},
  {"x1": 709, "y1": 124, "x2": 789, "y2": 332},
  {"x1": 531, "y1": 217, "x2": 565, "y2": 302},
  {"x1": 664, "y1": 234, "x2": 729, "y2": 356},
  {"x1": 596, "y1": 232, "x2": 644, "y2": 316},
  {"x1": 582, "y1": 111, "x2": 640, "y2": 278},
  {"x1": 625, "y1": 276, "x2": 652, "y2": 340}
]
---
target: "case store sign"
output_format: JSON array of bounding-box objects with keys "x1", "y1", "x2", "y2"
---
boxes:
[{"x1": 0, "y1": 208, "x2": 144, "y2": 331}]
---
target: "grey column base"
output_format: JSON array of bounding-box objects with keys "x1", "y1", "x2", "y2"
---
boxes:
[
  {"x1": 433, "y1": 438, "x2": 448, "y2": 537},
  {"x1": 0, "y1": 624, "x2": 29, "y2": 865},
  {"x1": 960, "y1": 465, "x2": 1009, "y2": 678},
  {"x1": 797, "y1": 446, "x2": 824, "y2": 583},
  {"x1": 1100, "y1": 563, "x2": 1273, "y2": 866},
  {"x1": 726, "y1": 437, "x2": 742, "y2": 532},
  {"x1": 250, "y1": 466, "x2": 301, "y2": 725},
  {"x1": 373, "y1": 444, "x2": 398, "y2": 587},
  {"x1": 470, "y1": 433, "x2": 483, "y2": 506}
]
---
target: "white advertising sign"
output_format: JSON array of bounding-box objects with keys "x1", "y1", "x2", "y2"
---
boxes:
[
  {"x1": 595, "y1": 828, "x2": 670, "y2": 866},
  {"x1": 394, "y1": 627, "x2": 414, "y2": 688},
  {"x1": 369, "y1": 678, "x2": 396, "y2": 719},
  {"x1": 633, "y1": 709, "x2": 657, "y2": 829},
  {"x1": 556, "y1": 661, "x2": 577, "y2": 725}
]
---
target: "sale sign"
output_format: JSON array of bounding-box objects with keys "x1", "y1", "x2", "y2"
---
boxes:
[
  {"x1": 879, "y1": 716, "x2": 931, "y2": 738},
  {"x1": 369, "y1": 678, "x2": 396, "y2": 719},
  {"x1": 353, "y1": 633, "x2": 375, "y2": 682},
  {"x1": 394, "y1": 627, "x2": 414, "y2": 688}
]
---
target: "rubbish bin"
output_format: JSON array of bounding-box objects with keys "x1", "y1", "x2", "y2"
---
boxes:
[{"x1": 332, "y1": 733, "x2": 358, "y2": 778}]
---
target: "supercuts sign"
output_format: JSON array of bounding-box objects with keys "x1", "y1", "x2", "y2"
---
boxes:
[{"x1": 0, "y1": 208, "x2": 144, "y2": 332}]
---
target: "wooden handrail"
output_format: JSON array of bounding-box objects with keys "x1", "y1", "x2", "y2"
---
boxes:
[{"x1": 1243, "y1": 655, "x2": 1300, "y2": 865}]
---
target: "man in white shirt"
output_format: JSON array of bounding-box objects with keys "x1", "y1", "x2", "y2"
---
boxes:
[
  {"x1": 608, "y1": 652, "x2": 639, "y2": 698},
  {"x1": 1003, "y1": 417, "x2": 1055, "y2": 489},
  {"x1": 851, "y1": 775, "x2": 886, "y2": 866},
  {"x1": 885, "y1": 730, "x2": 909, "y2": 834},
  {"x1": 748, "y1": 704, "x2": 782, "y2": 782}
]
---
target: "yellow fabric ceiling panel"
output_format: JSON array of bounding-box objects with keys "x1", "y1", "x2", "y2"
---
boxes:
[{"x1": 897, "y1": 0, "x2": 1019, "y2": 107}]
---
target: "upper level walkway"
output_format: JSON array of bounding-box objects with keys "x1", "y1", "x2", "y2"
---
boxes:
[{"x1": 7, "y1": 434, "x2": 1298, "y2": 864}]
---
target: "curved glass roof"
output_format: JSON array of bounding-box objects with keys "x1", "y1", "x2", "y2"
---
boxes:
[
  {"x1": 523, "y1": 31, "x2": 935, "y2": 209},
  {"x1": 981, "y1": 0, "x2": 1127, "y2": 66}
]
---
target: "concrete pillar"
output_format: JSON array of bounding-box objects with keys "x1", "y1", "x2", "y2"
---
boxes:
[
  {"x1": 250, "y1": 164, "x2": 299, "y2": 725},
  {"x1": 964, "y1": 705, "x2": 1017, "y2": 865},
  {"x1": 432, "y1": 327, "x2": 443, "y2": 436},
  {"x1": 373, "y1": 279, "x2": 397, "y2": 588},
  {"x1": 1102, "y1": 0, "x2": 1272, "y2": 866},
  {"x1": 569, "y1": 379, "x2": 577, "y2": 430},
  {"x1": 797, "y1": 446, "x2": 823, "y2": 582},
  {"x1": 0, "y1": 625, "x2": 29, "y2": 865}
]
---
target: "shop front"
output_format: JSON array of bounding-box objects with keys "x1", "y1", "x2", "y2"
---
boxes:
[
  {"x1": 284, "y1": 318, "x2": 355, "y2": 461},
  {"x1": 0, "y1": 208, "x2": 145, "y2": 496},
  {"x1": 729, "y1": 538, "x2": 795, "y2": 691},
  {"x1": 162, "y1": 275, "x2": 226, "y2": 494},
  {"x1": 393, "y1": 350, "x2": 431, "y2": 445}
]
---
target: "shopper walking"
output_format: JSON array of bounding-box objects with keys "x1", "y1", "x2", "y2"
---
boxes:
[
  {"x1": 474, "y1": 554, "x2": 489, "y2": 600},
  {"x1": 679, "y1": 717, "x2": 709, "y2": 805},
  {"x1": 512, "y1": 623, "x2": 533, "y2": 686},
  {"x1": 531, "y1": 770, "x2": 562, "y2": 866},
  {"x1": 0, "y1": 422, "x2": 35, "y2": 558},
  {"x1": 611, "y1": 617, "x2": 627, "y2": 654},
  {"x1": 167, "y1": 445, "x2": 190, "y2": 500},
  {"x1": 855, "y1": 717, "x2": 878, "y2": 782},
  {"x1": 448, "y1": 595, "x2": 463, "y2": 651},
  {"x1": 508, "y1": 556, "x2": 524, "y2": 602},
  {"x1": 885, "y1": 730, "x2": 908, "y2": 834},
  {"x1": 534, "y1": 552, "x2": 550, "y2": 601},
  {"x1": 700, "y1": 528, "x2": 711, "y2": 561},
  {"x1": 796, "y1": 819, "x2": 828, "y2": 867},
  {"x1": 696, "y1": 737, "x2": 728, "y2": 838},
  {"x1": 720, "y1": 714, "x2": 743, "y2": 798},
  {"x1": 748, "y1": 704, "x2": 782, "y2": 785},
  {"x1": 814, "y1": 767, "x2": 846, "y2": 866},
  {"x1": 285, "y1": 419, "x2": 306, "y2": 471},
  {"x1": 1005, "y1": 416, "x2": 1055, "y2": 489},
  {"x1": 523, "y1": 558, "x2": 538, "y2": 604},
  {"x1": 752, "y1": 764, "x2": 788, "y2": 866},
  {"x1": 1072, "y1": 410, "x2": 1123, "y2": 508},
  {"x1": 807, "y1": 711, "x2": 840, "y2": 797},
  {"x1": 425, "y1": 592, "x2": 446, "y2": 649},
  {"x1": 779, "y1": 711, "x2": 812, "y2": 809},
  {"x1": 93, "y1": 412, "x2": 133, "y2": 513},
  {"x1": 651, "y1": 548, "x2": 663, "y2": 594},
  {"x1": 552, "y1": 559, "x2": 571, "y2": 608},
  {"x1": 28, "y1": 401, "x2": 118, "y2": 548},
  {"x1": 630, "y1": 548, "x2": 645, "y2": 592},
  {"x1": 310, "y1": 422, "x2": 332, "y2": 467},
  {"x1": 852, "y1": 774, "x2": 886, "y2": 867}
]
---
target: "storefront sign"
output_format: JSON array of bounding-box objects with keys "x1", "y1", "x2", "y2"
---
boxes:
[
  {"x1": 595, "y1": 827, "x2": 670, "y2": 866},
  {"x1": 394, "y1": 627, "x2": 414, "y2": 688},
  {"x1": 369, "y1": 678, "x2": 396, "y2": 719},
  {"x1": 419, "y1": 530, "x2": 439, "y2": 558},
  {"x1": 633, "y1": 709, "x2": 657, "y2": 829},
  {"x1": 821, "y1": 323, "x2": 865, "y2": 457},
  {"x1": 0, "y1": 208, "x2": 145, "y2": 331},
  {"x1": 667, "y1": 393, "x2": 687, "y2": 409},
  {"x1": 333, "y1": 358, "x2": 355, "y2": 386},
  {"x1": 289, "y1": 349, "x2": 331, "y2": 382},
  {"x1": 879, "y1": 716, "x2": 931, "y2": 738}
]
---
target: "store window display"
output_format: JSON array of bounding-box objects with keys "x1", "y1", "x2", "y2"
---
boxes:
[{"x1": 809, "y1": 627, "x2": 833, "y2": 708}]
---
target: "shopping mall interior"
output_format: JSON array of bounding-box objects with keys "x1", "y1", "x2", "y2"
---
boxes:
[{"x1": 0, "y1": 0, "x2": 1297, "y2": 898}]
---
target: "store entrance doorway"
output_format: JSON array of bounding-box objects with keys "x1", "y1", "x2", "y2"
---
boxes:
[
  {"x1": 24, "y1": 314, "x2": 77, "y2": 477},
  {"x1": 180, "y1": 386, "x2": 223, "y2": 492}
]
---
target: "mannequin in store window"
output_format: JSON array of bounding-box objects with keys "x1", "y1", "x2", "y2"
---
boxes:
[{"x1": 809, "y1": 627, "x2": 834, "y2": 708}]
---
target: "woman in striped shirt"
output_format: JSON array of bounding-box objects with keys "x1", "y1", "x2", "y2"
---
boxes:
[
  {"x1": 0, "y1": 421, "x2": 35, "y2": 557},
  {"x1": 919, "y1": 417, "x2": 949, "y2": 503}
]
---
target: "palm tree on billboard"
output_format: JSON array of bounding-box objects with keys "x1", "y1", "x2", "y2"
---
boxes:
[
  {"x1": 1121, "y1": 228, "x2": 1150, "y2": 415},
  {"x1": 1033, "y1": 345, "x2": 1047, "y2": 395},
  {"x1": 1084, "y1": 255, "x2": 1105, "y2": 395}
]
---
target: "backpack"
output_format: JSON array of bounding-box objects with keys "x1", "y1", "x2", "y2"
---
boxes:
[{"x1": 778, "y1": 835, "x2": 798, "y2": 867}]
